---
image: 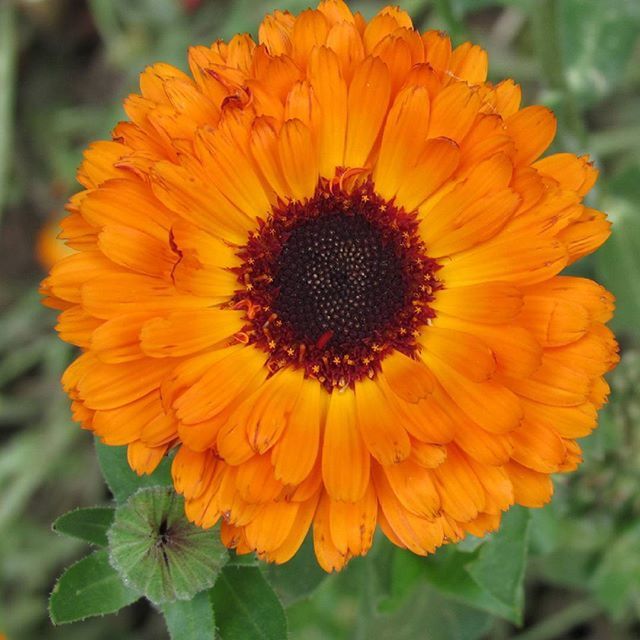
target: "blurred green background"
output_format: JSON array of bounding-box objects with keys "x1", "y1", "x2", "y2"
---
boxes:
[{"x1": 0, "y1": 0, "x2": 639, "y2": 638}]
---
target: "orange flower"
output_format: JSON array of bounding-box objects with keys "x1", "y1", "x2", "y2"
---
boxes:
[{"x1": 41, "y1": 0, "x2": 618, "y2": 571}]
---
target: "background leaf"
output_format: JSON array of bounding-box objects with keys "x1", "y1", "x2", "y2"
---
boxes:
[
  {"x1": 211, "y1": 566, "x2": 287, "y2": 640},
  {"x1": 49, "y1": 550, "x2": 140, "y2": 625},
  {"x1": 465, "y1": 507, "x2": 531, "y2": 624},
  {"x1": 52, "y1": 507, "x2": 115, "y2": 547},
  {"x1": 161, "y1": 591, "x2": 216, "y2": 640}
]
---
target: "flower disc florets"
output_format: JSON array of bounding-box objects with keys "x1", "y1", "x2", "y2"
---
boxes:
[{"x1": 235, "y1": 178, "x2": 441, "y2": 390}]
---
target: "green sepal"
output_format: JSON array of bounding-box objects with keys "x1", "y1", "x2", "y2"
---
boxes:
[
  {"x1": 52, "y1": 507, "x2": 115, "y2": 547},
  {"x1": 108, "y1": 487, "x2": 229, "y2": 604},
  {"x1": 49, "y1": 549, "x2": 140, "y2": 625}
]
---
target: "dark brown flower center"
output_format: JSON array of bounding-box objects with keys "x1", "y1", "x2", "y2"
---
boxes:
[
  {"x1": 273, "y1": 213, "x2": 406, "y2": 347},
  {"x1": 234, "y1": 178, "x2": 441, "y2": 391}
]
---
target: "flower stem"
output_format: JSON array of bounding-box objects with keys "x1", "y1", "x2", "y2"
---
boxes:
[{"x1": 512, "y1": 600, "x2": 602, "y2": 640}]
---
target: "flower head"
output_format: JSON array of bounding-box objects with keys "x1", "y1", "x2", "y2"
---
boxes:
[{"x1": 42, "y1": 0, "x2": 618, "y2": 571}]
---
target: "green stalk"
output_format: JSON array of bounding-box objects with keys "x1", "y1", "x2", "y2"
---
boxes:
[{"x1": 0, "y1": 0, "x2": 18, "y2": 226}]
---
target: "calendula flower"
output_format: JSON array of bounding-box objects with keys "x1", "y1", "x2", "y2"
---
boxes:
[{"x1": 41, "y1": 0, "x2": 618, "y2": 571}]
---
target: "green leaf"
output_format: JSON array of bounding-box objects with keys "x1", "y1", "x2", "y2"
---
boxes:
[
  {"x1": 465, "y1": 507, "x2": 531, "y2": 624},
  {"x1": 262, "y1": 535, "x2": 327, "y2": 605},
  {"x1": 597, "y1": 166, "x2": 640, "y2": 336},
  {"x1": 49, "y1": 550, "x2": 140, "y2": 625},
  {"x1": 95, "y1": 438, "x2": 172, "y2": 503},
  {"x1": 161, "y1": 591, "x2": 216, "y2": 640},
  {"x1": 408, "y1": 508, "x2": 532, "y2": 624},
  {"x1": 52, "y1": 507, "x2": 115, "y2": 547},
  {"x1": 109, "y1": 487, "x2": 228, "y2": 604},
  {"x1": 211, "y1": 566, "x2": 288, "y2": 640}
]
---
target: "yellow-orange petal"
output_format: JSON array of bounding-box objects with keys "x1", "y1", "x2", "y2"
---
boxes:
[
  {"x1": 355, "y1": 379, "x2": 411, "y2": 465},
  {"x1": 506, "y1": 106, "x2": 557, "y2": 165},
  {"x1": 329, "y1": 482, "x2": 377, "y2": 556},
  {"x1": 322, "y1": 390, "x2": 370, "y2": 502}
]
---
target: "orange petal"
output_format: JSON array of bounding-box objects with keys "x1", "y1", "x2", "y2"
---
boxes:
[
  {"x1": 172, "y1": 446, "x2": 217, "y2": 500},
  {"x1": 127, "y1": 440, "x2": 168, "y2": 475},
  {"x1": 431, "y1": 360, "x2": 523, "y2": 434},
  {"x1": 510, "y1": 420, "x2": 567, "y2": 473},
  {"x1": 173, "y1": 346, "x2": 267, "y2": 424},
  {"x1": 381, "y1": 351, "x2": 435, "y2": 403},
  {"x1": 235, "y1": 455, "x2": 284, "y2": 504},
  {"x1": 382, "y1": 459, "x2": 441, "y2": 518},
  {"x1": 262, "y1": 492, "x2": 321, "y2": 563},
  {"x1": 92, "y1": 391, "x2": 162, "y2": 445},
  {"x1": 329, "y1": 481, "x2": 377, "y2": 556},
  {"x1": 140, "y1": 308, "x2": 243, "y2": 358},
  {"x1": 373, "y1": 464, "x2": 445, "y2": 555},
  {"x1": 421, "y1": 325, "x2": 496, "y2": 383},
  {"x1": 449, "y1": 42, "x2": 488, "y2": 84},
  {"x1": 322, "y1": 389, "x2": 370, "y2": 501},
  {"x1": 374, "y1": 85, "x2": 431, "y2": 199},
  {"x1": 518, "y1": 294, "x2": 590, "y2": 347},
  {"x1": 271, "y1": 379, "x2": 323, "y2": 484},
  {"x1": 78, "y1": 357, "x2": 174, "y2": 410},
  {"x1": 395, "y1": 137, "x2": 460, "y2": 211},
  {"x1": 278, "y1": 119, "x2": 319, "y2": 200},
  {"x1": 308, "y1": 46, "x2": 348, "y2": 177},
  {"x1": 428, "y1": 82, "x2": 481, "y2": 143},
  {"x1": 355, "y1": 378, "x2": 411, "y2": 465},
  {"x1": 506, "y1": 106, "x2": 557, "y2": 165},
  {"x1": 344, "y1": 56, "x2": 391, "y2": 168},
  {"x1": 506, "y1": 357, "x2": 590, "y2": 407},
  {"x1": 433, "y1": 445, "x2": 486, "y2": 522},
  {"x1": 313, "y1": 492, "x2": 348, "y2": 572},
  {"x1": 506, "y1": 461, "x2": 553, "y2": 507},
  {"x1": 431, "y1": 282, "x2": 523, "y2": 324},
  {"x1": 533, "y1": 153, "x2": 598, "y2": 196},
  {"x1": 244, "y1": 500, "x2": 300, "y2": 554}
]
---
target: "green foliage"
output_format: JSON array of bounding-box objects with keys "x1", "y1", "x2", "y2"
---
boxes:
[
  {"x1": 49, "y1": 550, "x2": 140, "y2": 625},
  {"x1": 108, "y1": 487, "x2": 229, "y2": 604},
  {"x1": 211, "y1": 566, "x2": 288, "y2": 640},
  {"x1": 52, "y1": 507, "x2": 115, "y2": 547},
  {"x1": 385, "y1": 508, "x2": 531, "y2": 625},
  {"x1": 161, "y1": 592, "x2": 217, "y2": 640}
]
